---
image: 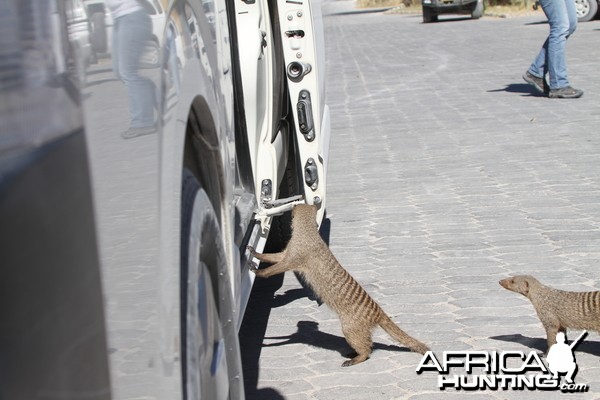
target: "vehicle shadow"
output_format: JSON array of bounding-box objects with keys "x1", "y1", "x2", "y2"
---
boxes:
[
  {"x1": 424, "y1": 16, "x2": 474, "y2": 24},
  {"x1": 490, "y1": 333, "x2": 600, "y2": 356},
  {"x1": 487, "y1": 83, "x2": 545, "y2": 97},
  {"x1": 239, "y1": 216, "x2": 332, "y2": 400},
  {"x1": 239, "y1": 272, "x2": 287, "y2": 400}
]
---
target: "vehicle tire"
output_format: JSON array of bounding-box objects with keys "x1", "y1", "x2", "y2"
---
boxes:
[
  {"x1": 471, "y1": 0, "x2": 484, "y2": 19},
  {"x1": 422, "y1": 7, "x2": 438, "y2": 22},
  {"x1": 180, "y1": 169, "x2": 237, "y2": 400},
  {"x1": 264, "y1": 136, "x2": 298, "y2": 253},
  {"x1": 575, "y1": 0, "x2": 598, "y2": 21},
  {"x1": 90, "y1": 12, "x2": 107, "y2": 54}
]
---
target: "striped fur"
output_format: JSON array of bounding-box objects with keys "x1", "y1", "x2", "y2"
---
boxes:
[
  {"x1": 500, "y1": 275, "x2": 600, "y2": 350},
  {"x1": 249, "y1": 204, "x2": 430, "y2": 366}
]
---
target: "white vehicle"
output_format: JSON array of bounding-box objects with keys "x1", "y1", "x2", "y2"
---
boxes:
[
  {"x1": 533, "y1": 0, "x2": 598, "y2": 22},
  {"x1": 0, "y1": 0, "x2": 330, "y2": 399},
  {"x1": 574, "y1": 0, "x2": 598, "y2": 21}
]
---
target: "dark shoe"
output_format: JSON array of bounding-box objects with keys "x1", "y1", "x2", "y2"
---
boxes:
[
  {"x1": 549, "y1": 86, "x2": 584, "y2": 99},
  {"x1": 121, "y1": 124, "x2": 156, "y2": 139},
  {"x1": 523, "y1": 71, "x2": 548, "y2": 94}
]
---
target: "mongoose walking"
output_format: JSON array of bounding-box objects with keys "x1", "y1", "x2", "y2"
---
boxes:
[
  {"x1": 248, "y1": 204, "x2": 430, "y2": 367},
  {"x1": 499, "y1": 275, "x2": 600, "y2": 350}
]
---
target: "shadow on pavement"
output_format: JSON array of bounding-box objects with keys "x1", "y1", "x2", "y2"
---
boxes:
[
  {"x1": 525, "y1": 20, "x2": 548, "y2": 25},
  {"x1": 490, "y1": 333, "x2": 600, "y2": 356},
  {"x1": 320, "y1": 215, "x2": 332, "y2": 246},
  {"x1": 239, "y1": 217, "x2": 332, "y2": 399},
  {"x1": 425, "y1": 16, "x2": 473, "y2": 23},
  {"x1": 239, "y1": 273, "x2": 287, "y2": 400},
  {"x1": 263, "y1": 320, "x2": 412, "y2": 359},
  {"x1": 487, "y1": 83, "x2": 545, "y2": 97}
]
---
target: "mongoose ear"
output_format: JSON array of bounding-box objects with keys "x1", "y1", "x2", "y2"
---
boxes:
[{"x1": 523, "y1": 280, "x2": 529, "y2": 295}]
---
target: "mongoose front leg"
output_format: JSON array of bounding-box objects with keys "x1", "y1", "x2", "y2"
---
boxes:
[
  {"x1": 247, "y1": 246, "x2": 286, "y2": 264},
  {"x1": 251, "y1": 260, "x2": 296, "y2": 278},
  {"x1": 542, "y1": 321, "x2": 560, "y2": 352}
]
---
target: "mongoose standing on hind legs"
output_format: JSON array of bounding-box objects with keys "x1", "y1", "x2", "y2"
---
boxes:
[
  {"x1": 499, "y1": 275, "x2": 600, "y2": 351},
  {"x1": 247, "y1": 204, "x2": 430, "y2": 367}
]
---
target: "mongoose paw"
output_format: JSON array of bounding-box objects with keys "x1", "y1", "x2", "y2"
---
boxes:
[
  {"x1": 341, "y1": 356, "x2": 368, "y2": 367},
  {"x1": 341, "y1": 354, "x2": 368, "y2": 367},
  {"x1": 413, "y1": 343, "x2": 431, "y2": 355},
  {"x1": 246, "y1": 246, "x2": 259, "y2": 273}
]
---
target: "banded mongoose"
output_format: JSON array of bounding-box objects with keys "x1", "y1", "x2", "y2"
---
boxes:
[
  {"x1": 248, "y1": 204, "x2": 430, "y2": 367},
  {"x1": 499, "y1": 275, "x2": 600, "y2": 350}
]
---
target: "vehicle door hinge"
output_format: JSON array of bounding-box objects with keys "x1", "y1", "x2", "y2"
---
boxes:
[{"x1": 255, "y1": 195, "x2": 305, "y2": 233}]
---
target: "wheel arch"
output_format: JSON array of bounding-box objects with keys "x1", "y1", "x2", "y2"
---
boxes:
[{"x1": 182, "y1": 95, "x2": 228, "y2": 223}]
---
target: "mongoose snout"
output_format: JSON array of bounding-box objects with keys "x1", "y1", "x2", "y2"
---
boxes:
[{"x1": 499, "y1": 276, "x2": 531, "y2": 296}]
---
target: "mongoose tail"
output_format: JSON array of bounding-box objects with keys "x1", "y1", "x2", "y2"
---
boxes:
[{"x1": 378, "y1": 314, "x2": 430, "y2": 355}]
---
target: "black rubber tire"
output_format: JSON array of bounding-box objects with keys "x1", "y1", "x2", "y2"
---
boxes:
[
  {"x1": 264, "y1": 150, "x2": 298, "y2": 253},
  {"x1": 90, "y1": 12, "x2": 107, "y2": 53},
  {"x1": 423, "y1": 7, "x2": 438, "y2": 22}
]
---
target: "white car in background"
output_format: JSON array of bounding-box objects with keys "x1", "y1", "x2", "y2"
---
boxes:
[
  {"x1": 1, "y1": 0, "x2": 330, "y2": 399},
  {"x1": 574, "y1": 0, "x2": 598, "y2": 21},
  {"x1": 533, "y1": 0, "x2": 598, "y2": 21}
]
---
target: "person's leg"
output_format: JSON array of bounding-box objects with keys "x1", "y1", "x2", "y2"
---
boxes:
[
  {"x1": 115, "y1": 11, "x2": 156, "y2": 128},
  {"x1": 111, "y1": 18, "x2": 120, "y2": 80},
  {"x1": 528, "y1": 36, "x2": 548, "y2": 81},
  {"x1": 539, "y1": 0, "x2": 571, "y2": 89},
  {"x1": 526, "y1": 0, "x2": 581, "y2": 97}
]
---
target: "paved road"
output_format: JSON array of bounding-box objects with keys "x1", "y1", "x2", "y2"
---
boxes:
[{"x1": 240, "y1": 8, "x2": 600, "y2": 400}]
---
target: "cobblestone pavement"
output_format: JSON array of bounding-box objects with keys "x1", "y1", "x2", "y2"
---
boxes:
[{"x1": 240, "y1": 8, "x2": 600, "y2": 400}]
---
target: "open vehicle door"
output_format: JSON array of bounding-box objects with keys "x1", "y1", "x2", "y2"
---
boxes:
[{"x1": 233, "y1": 0, "x2": 330, "y2": 232}]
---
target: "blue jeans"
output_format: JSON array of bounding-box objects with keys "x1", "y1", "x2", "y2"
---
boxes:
[
  {"x1": 528, "y1": 0, "x2": 577, "y2": 90},
  {"x1": 112, "y1": 10, "x2": 156, "y2": 128}
]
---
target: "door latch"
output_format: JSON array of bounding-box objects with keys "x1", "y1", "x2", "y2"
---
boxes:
[{"x1": 297, "y1": 90, "x2": 314, "y2": 141}]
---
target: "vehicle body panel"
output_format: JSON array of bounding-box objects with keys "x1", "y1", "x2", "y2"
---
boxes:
[
  {"x1": 1, "y1": 0, "x2": 329, "y2": 397},
  {"x1": 422, "y1": 0, "x2": 477, "y2": 12},
  {"x1": 421, "y1": 0, "x2": 482, "y2": 21},
  {"x1": 0, "y1": 1, "x2": 110, "y2": 398}
]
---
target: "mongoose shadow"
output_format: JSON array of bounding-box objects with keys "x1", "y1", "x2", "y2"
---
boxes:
[
  {"x1": 490, "y1": 333, "x2": 600, "y2": 357},
  {"x1": 239, "y1": 215, "x2": 332, "y2": 400},
  {"x1": 263, "y1": 320, "x2": 411, "y2": 359}
]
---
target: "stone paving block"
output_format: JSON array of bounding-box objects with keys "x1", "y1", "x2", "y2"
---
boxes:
[{"x1": 241, "y1": 9, "x2": 600, "y2": 400}]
